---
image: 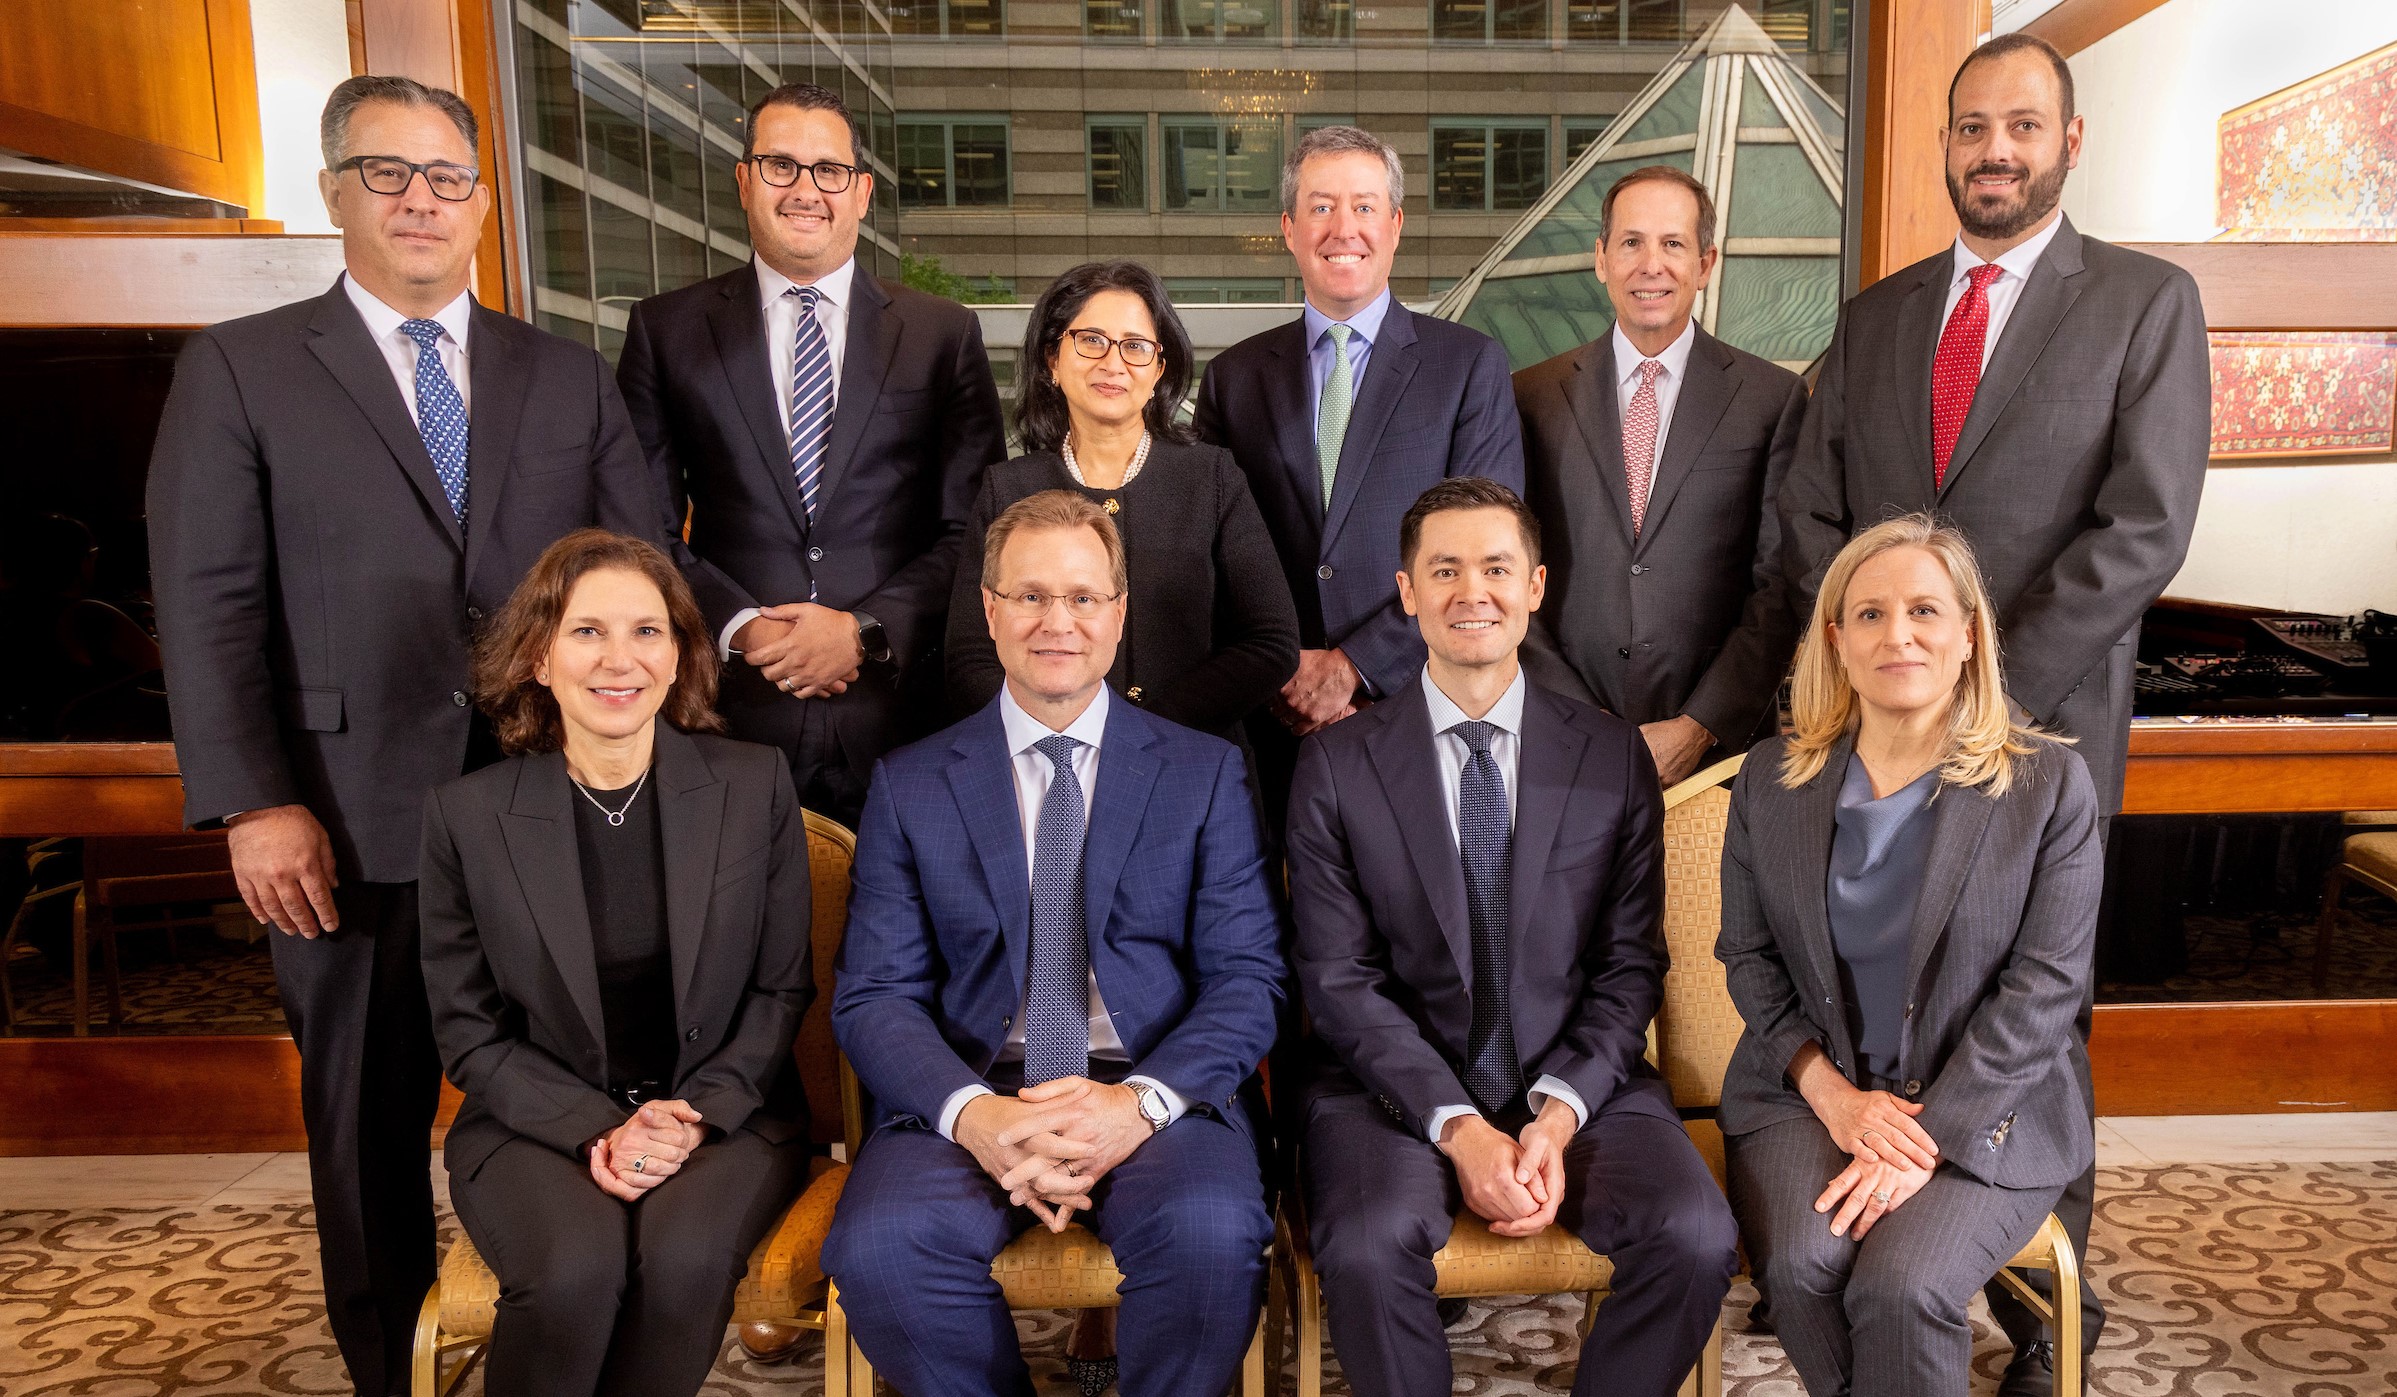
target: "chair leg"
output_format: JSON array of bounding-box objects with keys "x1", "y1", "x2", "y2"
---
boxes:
[
  {"x1": 1240, "y1": 1308, "x2": 1267, "y2": 1397},
  {"x1": 1293, "y1": 1238, "x2": 1323, "y2": 1397},
  {"x1": 410, "y1": 1284, "x2": 441, "y2": 1397},
  {"x1": 2050, "y1": 1216, "x2": 2084, "y2": 1397},
  {"x1": 2313, "y1": 867, "x2": 2346, "y2": 997},
  {"x1": 1699, "y1": 1313, "x2": 1724, "y2": 1397},
  {"x1": 823, "y1": 1282, "x2": 851, "y2": 1397}
]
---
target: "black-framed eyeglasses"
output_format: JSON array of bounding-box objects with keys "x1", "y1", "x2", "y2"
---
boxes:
[
  {"x1": 1061, "y1": 328, "x2": 1162, "y2": 368},
  {"x1": 985, "y1": 587, "x2": 1125, "y2": 620},
  {"x1": 742, "y1": 155, "x2": 863, "y2": 193},
  {"x1": 337, "y1": 156, "x2": 480, "y2": 201}
]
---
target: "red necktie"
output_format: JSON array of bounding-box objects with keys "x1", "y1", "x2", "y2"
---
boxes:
[{"x1": 1931, "y1": 262, "x2": 2005, "y2": 490}]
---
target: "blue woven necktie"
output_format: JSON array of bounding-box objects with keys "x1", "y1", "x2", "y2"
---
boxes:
[
  {"x1": 400, "y1": 319, "x2": 470, "y2": 531},
  {"x1": 787, "y1": 286, "x2": 833, "y2": 523},
  {"x1": 1454, "y1": 720, "x2": 1524, "y2": 1115},
  {"x1": 1023, "y1": 734, "x2": 1091, "y2": 1086}
]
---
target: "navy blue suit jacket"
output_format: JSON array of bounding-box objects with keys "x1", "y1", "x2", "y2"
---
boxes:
[
  {"x1": 1192, "y1": 302, "x2": 1525, "y2": 699},
  {"x1": 833, "y1": 690, "x2": 1287, "y2": 1133}
]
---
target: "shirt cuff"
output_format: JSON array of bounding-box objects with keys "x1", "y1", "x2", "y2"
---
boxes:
[
  {"x1": 1425, "y1": 1103, "x2": 1479, "y2": 1144},
  {"x1": 1123, "y1": 1075, "x2": 1189, "y2": 1126},
  {"x1": 719, "y1": 608, "x2": 762, "y2": 661},
  {"x1": 937, "y1": 1083, "x2": 995, "y2": 1141},
  {"x1": 1527, "y1": 1075, "x2": 1589, "y2": 1130}
]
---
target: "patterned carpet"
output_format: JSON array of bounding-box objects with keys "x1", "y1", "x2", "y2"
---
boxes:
[{"x1": 3, "y1": 1162, "x2": 2391, "y2": 1396}]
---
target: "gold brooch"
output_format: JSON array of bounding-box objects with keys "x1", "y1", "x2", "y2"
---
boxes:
[{"x1": 1103, "y1": 497, "x2": 1120, "y2": 515}]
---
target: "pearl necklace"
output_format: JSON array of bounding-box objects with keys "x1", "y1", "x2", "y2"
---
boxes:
[{"x1": 1061, "y1": 429, "x2": 1152, "y2": 487}]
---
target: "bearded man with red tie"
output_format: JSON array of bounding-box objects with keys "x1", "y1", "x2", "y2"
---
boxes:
[{"x1": 1778, "y1": 32, "x2": 2211, "y2": 1396}]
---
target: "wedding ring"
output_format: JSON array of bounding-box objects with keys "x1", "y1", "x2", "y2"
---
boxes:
[
  {"x1": 779, "y1": 677, "x2": 793, "y2": 692},
  {"x1": 1870, "y1": 1189, "x2": 1891, "y2": 1205},
  {"x1": 633, "y1": 1155, "x2": 648, "y2": 1173}
]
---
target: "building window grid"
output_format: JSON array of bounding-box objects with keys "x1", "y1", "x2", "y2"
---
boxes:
[
  {"x1": 1160, "y1": 113, "x2": 1283, "y2": 214},
  {"x1": 1087, "y1": 115, "x2": 1149, "y2": 212},
  {"x1": 1431, "y1": 118, "x2": 1551, "y2": 212},
  {"x1": 891, "y1": 0, "x2": 1005, "y2": 37},
  {"x1": 897, "y1": 116, "x2": 1011, "y2": 209},
  {"x1": 1083, "y1": 0, "x2": 1354, "y2": 43}
]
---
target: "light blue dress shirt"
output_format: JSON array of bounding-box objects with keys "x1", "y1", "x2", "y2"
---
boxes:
[{"x1": 1302, "y1": 289, "x2": 1395, "y2": 446}]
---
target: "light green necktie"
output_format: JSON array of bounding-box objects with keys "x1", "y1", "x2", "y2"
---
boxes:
[{"x1": 1315, "y1": 322, "x2": 1354, "y2": 510}]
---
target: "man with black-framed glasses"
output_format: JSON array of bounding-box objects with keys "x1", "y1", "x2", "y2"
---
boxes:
[
  {"x1": 620, "y1": 81, "x2": 1005, "y2": 831},
  {"x1": 145, "y1": 75, "x2": 673, "y2": 1397}
]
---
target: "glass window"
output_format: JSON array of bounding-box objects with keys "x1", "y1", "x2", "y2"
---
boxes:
[
  {"x1": 1164, "y1": 0, "x2": 1275, "y2": 41},
  {"x1": 1432, "y1": 121, "x2": 1550, "y2": 211},
  {"x1": 898, "y1": 118, "x2": 1011, "y2": 209},
  {"x1": 1088, "y1": 117, "x2": 1148, "y2": 211},
  {"x1": 893, "y1": 0, "x2": 1004, "y2": 37},
  {"x1": 1086, "y1": 0, "x2": 1141, "y2": 39},
  {"x1": 1435, "y1": 0, "x2": 1547, "y2": 43},
  {"x1": 1295, "y1": 0, "x2": 1352, "y2": 41},
  {"x1": 1626, "y1": 0, "x2": 1683, "y2": 43},
  {"x1": 1166, "y1": 278, "x2": 1285, "y2": 303},
  {"x1": 1161, "y1": 116, "x2": 1282, "y2": 213}
]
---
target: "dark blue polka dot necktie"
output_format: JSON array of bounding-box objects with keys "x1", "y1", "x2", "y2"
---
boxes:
[
  {"x1": 1024, "y1": 733, "x2": 1091, "y2": 1086},
  {"x1": 1453, "y1": 719, "x2": 1524, "y2": 1115},
  {"x1": 400, "y1": 319, "x2": 470, "y2": 533}
]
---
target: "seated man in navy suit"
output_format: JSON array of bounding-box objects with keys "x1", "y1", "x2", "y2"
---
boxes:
[
  {"x1": 1287, "y1": 477, "x2": 1738, "y2": 1397},
  {"x1": 824, "y1": 490, "x2": 1284, "y2": 1397}
]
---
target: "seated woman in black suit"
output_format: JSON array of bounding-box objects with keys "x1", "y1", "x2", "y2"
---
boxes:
[
  {"x1": 419, "y1": 528, "x2": 814, "y2": 1397},
  {"x1": 945, "y1": 259, "x2": 1299, "y2": 743},
  {"x1": 1714, "y1": 514, "x2": 2103, "y2": 1397}
]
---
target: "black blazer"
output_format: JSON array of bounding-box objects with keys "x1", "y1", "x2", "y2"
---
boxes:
[
  {"x1": 1285, "y1": 677, "x2": 1677, "y2": 1135},
  {"x1": 617, "y1": 263, "x2": 1006, "y2": 755},
  {"x1": 1715, "y1": 734, "x2": 2102, "y2": 1189},
  {"x1": 1515, "y1": 327, "x2": 1808, "y2": 746},
  {"x1": 146, "y1": 278, "x2": 673, "y2": 883},
  {"x1": 1192, "y1": 302, "x2": 1525, "y2": 700},
  {"x1": 942, "y1": 442, "x2": 1300, "y2": 740},
  {"x1": 419, "y1": 724, "x2": 814, "y2": 1180}
]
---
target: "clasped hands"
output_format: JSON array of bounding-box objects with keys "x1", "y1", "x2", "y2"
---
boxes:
[
  {"x1": 588, "y1": 1099, "x2": 706, "y2": 1202},
  {"x1": 954, "y1": 1078, "x2": 1153, "y2": 1233},
  {"x1": 733, "y1": 603, "x2": 863, "y2": 698},
  {"x1": 1437, "y1": 1097, "x2": 1578, "y2": 1239},
  {"x1": 1274, "y1": 647, "x2": 1361, "y2": 735},
  {"x1": 1793, "y1": 1045, "x2": 1940, "y2": 1240}
]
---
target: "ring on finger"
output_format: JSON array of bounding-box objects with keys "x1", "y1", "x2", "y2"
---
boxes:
[
  {"x1": 632, "y1": 1155, "x2": 648, "y2": 1173},
  {"x1": 1870, "y1": 1189, "x2": 1891, "y2": 1205}
]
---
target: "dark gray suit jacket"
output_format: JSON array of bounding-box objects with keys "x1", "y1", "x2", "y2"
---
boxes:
[
  {"x1": 146, "y1": 279, "x2": 673, "y2": 883},
  {"x1": 1715, "y1": 734, "x2": 2103, "y2": 1190},
  {"x1": 1780, "y1": 218, "x2": 2212, "y2": 810},
  {"x1": 1516, "y1": 326, "x2": 1808, "y2": 745},
  {"x1": 1287, "y1": 677, "x2": 1678, "y2": 1136},
  {"x1": 617, "y1": 263, "x2": 1006, "y2": 763},
  {"x1": 418, "y1": 725, "x2": 814, "y2": 1180}
]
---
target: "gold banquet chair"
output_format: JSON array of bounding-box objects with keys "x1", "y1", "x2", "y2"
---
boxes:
[{"x1": 411, "y1": 810, "x2": 864, "y2": 1397}]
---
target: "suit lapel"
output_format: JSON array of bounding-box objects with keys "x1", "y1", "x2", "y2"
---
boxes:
[
  {"x1": 1635, "y1": 331, "x2": 1735, "y2": 548},
  {"x1": 1561, "y1": 336, "x2": 1636, "y2": 547},
  {"x1": 1263, "y1": 320, "x2": 1325, "y2": 532},
  {"x1": 1084, "y1": 698, "x2": 1162, "y2": 958},
  {"x1": 1900, "y1": 779, "x2": 1997, "y2": 1010},
  {"x1": 1323, "y1": 304, "x2": 1421, "y2": 553},
  {"x1": 304, "y1": 280, "x2": 462, "y2": 552},
  {"x1": 1897, "y1": 255, "x2": 1950, "y2": 497},
  {"x1": 496, "y1": 753, "x2": 606, "y2": 1049},
  {"x1": 1940, "y1": 220, "x2": 2089, "y2": 497},
  {"x1": 820, "y1": 274, "x2": 899, "y2": 517},
  {"x1": 1506, "y1": 687, "x2": 1583, "y2": 965},
  {"x1": 946, "y1": 703, "x2": 1033, "y2": 1006},
  {"x1": 1365, "y1": 686, "x2": 1473, "y2": 986},
  {"x1": 461, "y1": 303, "x2": 530, "y2": 589},
  {"x1": 704, "y1": 267, "x2": 813, "y2": 542},
  {"x1": 1773, "y1": 736, "x2": 1849, "y2": 1046},
  {"x1": 653, "y1": 725, "x2": 725, "y2": 1024}
]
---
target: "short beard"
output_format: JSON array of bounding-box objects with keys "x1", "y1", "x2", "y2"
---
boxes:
[{"x1": 1946, "y1": 157, "x2": 2067, "y2": 241}]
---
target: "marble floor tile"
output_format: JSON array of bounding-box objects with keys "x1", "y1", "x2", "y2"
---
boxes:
[
  {"x1": 0, "y1": 1151, "x2": 271, "y2": 1209},
  {"x1": 2101, "y1": 1110, "x2": 2397, "y2": 1163}
]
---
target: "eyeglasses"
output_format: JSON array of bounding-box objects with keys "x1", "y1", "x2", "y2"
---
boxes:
[
  {"x1": 1061, "y1": 328, "x2": 1162, "y2": 368},
  {"x1": 987, "y1": 587, "x2": 1124, "y2": 620},
  {"x1": 337, "y1": 156, "x2": 480, "y2": 201},
  {"x1": 742, "y1": 155, "x2": 863, "y2": 193}
]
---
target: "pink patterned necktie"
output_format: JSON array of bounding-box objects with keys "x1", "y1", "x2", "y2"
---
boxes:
[
  {"x1": 1621, "y1": 358, "x2": 1665, "y2": 536},
  {"x1": 1931, "y1": 262, "x2": 2005, "y2": 489}
]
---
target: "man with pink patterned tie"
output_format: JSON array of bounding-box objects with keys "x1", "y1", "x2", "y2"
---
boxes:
[{"x1": 1778, "y1": 32, "x2": 2211, "y2": 1396}]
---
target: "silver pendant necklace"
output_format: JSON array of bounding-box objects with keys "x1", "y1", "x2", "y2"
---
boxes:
[{"x1": 570, "y1": 767, "x2": 650, "y2": 827}]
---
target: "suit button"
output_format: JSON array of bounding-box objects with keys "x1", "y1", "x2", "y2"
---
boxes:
[
  {"x1": 466, "y1": 606, "x2": 483, "y2": 622},
  {"x1": 1127, "y1": 686, "x2": 1144, "y2": 702},
  {"x1": 451, "y1": 690, "x2": 469, "y2": 707},
  {"x1": 686, "y1": 1027, "x2": 701, "y2": 1042},
  {"x1": 1317, "y1": 564, "x2": 1334, "y2": 580},
  {"x1": 1630, "y1": 564, "x2": 1647, "y2": 576},
  {"x1": 1619, "y1": 647, "x2": 1631, "y2": 658},
  {"x1": 1904, "y1": 1079, "x2": 1923, "y2": 1096},
  {"x1": 808, "y1": 546, "x2": 824, "y2": 562}
]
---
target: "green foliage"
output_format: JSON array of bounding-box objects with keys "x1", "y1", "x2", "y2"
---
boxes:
[{"x1": 898, "y1": 251, "x2": 1015, "y2": 305}]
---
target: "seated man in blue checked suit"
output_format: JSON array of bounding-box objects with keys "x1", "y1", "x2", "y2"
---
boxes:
[{"x1": 824, "y1": 489, "x2": 1285, "y2": 1397}]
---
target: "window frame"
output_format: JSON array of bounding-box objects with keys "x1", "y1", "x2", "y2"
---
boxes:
[
  {"x1": 1158, "y1": 112, "x2": 1284, "y2": 214},
  {"x1": 895, "y1": 115, "x2": 1014, "y2": 210},
  {"x1": 1429, "y1": 117, "x2": 1552, "y2": 213}
]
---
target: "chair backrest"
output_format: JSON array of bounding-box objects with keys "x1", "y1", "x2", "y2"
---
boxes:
[
  {"x1": 1654, "y1": 754, "x2": 1745, "y2": 1111},
  {"x1": 798, "y1": 810, "x2": 860, "y2": 1157}
]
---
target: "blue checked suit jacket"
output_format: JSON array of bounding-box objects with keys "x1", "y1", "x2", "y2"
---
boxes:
[{"x1": 833, "y1": 690, "x2": 1286, "y2": 1134}]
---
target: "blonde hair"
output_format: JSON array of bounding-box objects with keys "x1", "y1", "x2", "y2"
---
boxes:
[
  {"x1": 980, "y1": 489, "x2": 1130, "y2": 596},
  {"x1": 1781, "y1": 513, "x2": 2061, "y2": 796}
]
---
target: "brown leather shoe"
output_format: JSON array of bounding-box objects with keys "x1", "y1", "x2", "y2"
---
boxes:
[{"x1": 737, "y1": 1320, "x2": 811, "y2": 1363}]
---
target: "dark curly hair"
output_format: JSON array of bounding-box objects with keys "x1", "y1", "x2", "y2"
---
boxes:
[
  {"x1": 1012, "y1": 260, "x2": 1197, "y2": 455},
  {"x1": 471, "y1": 529, "x2": 725, "y2": 755}
]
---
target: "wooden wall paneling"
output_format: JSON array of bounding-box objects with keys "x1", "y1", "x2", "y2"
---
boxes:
[
  {"x1": 2091, "y1": 1002, "x2": 2397, "y2": 1115},
  {"x1": 2018, "y1": 0, "x2": 2173, "y2": 57},
  {"x1": 2122, "y1": 243, "x2": 2397, "y2": 332},
  {"x1": 0, "y1": 234, "x2": 348, "y2": 327},
  {"x1": 351, "y1": 0, "x2": 519, "y2": 312},
  {"x1": 0, "y1": 0, "x2": 266, "y2": 214},
  {"x1": 1857, "y1": 0, "x2": 1988, "y2": 287}
]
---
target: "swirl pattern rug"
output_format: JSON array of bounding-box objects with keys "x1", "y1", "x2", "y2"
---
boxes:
[{"x1": 2, "y1": 1162, "x2": 2391, "y2": 1395}]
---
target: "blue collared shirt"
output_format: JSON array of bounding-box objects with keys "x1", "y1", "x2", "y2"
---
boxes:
[{"x1": 1302, "y1": 288, "x2": 1394, "y2": 444}]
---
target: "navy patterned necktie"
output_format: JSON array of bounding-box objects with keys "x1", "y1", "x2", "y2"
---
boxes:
[
  {"x1": 1453, "y1": 719, "x2": 1524, "y2": 1115},
  {"x1": 1023, "y1": 733, "x2": 1091, "y2": 1086},
  {"x1": 786, "y1": 285, "x2": 833, "y2": 525},
  {"x1": 399, "y1": 319, "x2": 470, "y2": 532}
]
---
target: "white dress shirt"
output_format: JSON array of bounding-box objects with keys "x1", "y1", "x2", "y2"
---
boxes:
[
  {"x1": 343, "y1": 273, "x2": 472, "y2": 418},
  {"x1": 1418, "y1": 665, "x2": 1589, "y2": 1142},
  {"x1": 1610, "y1": 318, "x2": 1696, "y2": 518},
  {"x1": 719, "y1": 256, "x2": 860, "y2": 658},
  {"x1": 1938, "y1": 213, "x2": 2064, "y2": 374},
  {"x1": 936, "y1": 683, "x2": 1188, "y2": 1140}
]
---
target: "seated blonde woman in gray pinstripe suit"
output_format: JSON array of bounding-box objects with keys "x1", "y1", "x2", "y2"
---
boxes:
[{"x1": 1714, "y1": 513, "x2": 2102, "y2": 1397}]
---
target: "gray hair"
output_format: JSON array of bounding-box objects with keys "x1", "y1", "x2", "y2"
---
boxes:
[
  {"x1": 320, "y1": 75, "x2": 480, "y2": 172},
  {"x1": 1280, "y1": 125, "x2": 1404, "y2": 216}
]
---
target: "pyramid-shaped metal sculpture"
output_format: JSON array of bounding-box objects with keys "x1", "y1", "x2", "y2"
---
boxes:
[{"x1": 1432, "y1": 4, "x2": 1846, "y2": 372}]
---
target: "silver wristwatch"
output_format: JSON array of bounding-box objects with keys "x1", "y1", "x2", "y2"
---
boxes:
[{"x1": 1130, "y1": 1082, "x2": 1170, "y2": 1133}]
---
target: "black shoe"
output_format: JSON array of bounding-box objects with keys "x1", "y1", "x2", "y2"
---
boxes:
[
  {"x1": 1068, "y1": 1355, "x2": 1117, "y2": 1397},
  {"x1": 1436, "y1": 1298, "x2": 1469, "y2": 1329},
  {"x1": 1997, "y1": 1339, "x2": 2056, "y2": 1397}
]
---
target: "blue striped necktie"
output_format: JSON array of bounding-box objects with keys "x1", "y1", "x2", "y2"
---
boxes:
[
  {"x1": 1024, "y1": 733, "x2": 1091, "y2": 1086},
  {"x1": 399, "y1": 319, "x2": 470, "y2": 533},
  {"x1": 786, "y1": 286, "x2": 833, "y2": 526},
  {"x1": 1453, "y1": 719, "x2": 1524, "y2": 1115}
]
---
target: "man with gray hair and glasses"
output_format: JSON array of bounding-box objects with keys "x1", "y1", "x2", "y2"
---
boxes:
[
  {"x1": 1194, "y1": 124, "x2": 1523, "y2": 825},
  {"x1": 146, "y1": 74, "x2": 673, "y2": 1395}
]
